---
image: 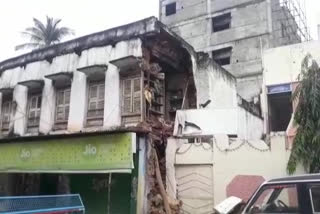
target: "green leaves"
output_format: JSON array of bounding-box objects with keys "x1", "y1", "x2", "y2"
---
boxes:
[
  {"x1": 15, "y1": 16, "x2": 74, "y2": 51},
  {"x1": 288, "y1": 54, "x2": 320, "y2": 174}
]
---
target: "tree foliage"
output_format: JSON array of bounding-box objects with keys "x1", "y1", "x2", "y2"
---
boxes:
[
  {"x1": 287, "y1": 54, "x2": 320, "y2": 174},
  {"x1": 15, "y1": 16, "x2": 74, "y2": 51}
]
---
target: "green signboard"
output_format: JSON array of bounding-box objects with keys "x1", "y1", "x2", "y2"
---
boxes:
[{"x1": 0, "y1": 133, "x2": 134, "y2": 173}]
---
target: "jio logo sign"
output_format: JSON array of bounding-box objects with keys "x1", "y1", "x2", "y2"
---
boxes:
[
  {"x1": 20, "y1": 149, "x2": 31, "y2": 160},
  {"x1": 83, "y1": 144, "x2": 97, "y2": 156}
]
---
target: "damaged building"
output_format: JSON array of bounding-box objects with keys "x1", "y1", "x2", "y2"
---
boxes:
[
  {"x1": 0, "y1": 16, "x2": 262, "y2": 213},
  {"x1": 0, "y1": 0, "x2": 313, "y2": 212}
]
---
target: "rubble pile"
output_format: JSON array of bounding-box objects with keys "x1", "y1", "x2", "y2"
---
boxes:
[{"x1": 138, "y1": 117, "x2": 181, "y2": 214}]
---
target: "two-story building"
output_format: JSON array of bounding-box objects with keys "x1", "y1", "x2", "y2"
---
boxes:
[
  {"x1": 0, "y1": 17, "x2": 195, "y2": 214},
  {"x1": 0, "y1": 16, "x2": 263, "y2": 213}
]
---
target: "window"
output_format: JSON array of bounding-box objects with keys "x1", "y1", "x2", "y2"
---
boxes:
[
  {"x1": 310, "y1": 186, "x2": 320, "y2": 213},
  {"x1": 246, "y1": 184, "x2": 299, "y2": 214},
  {"x1": 166, "y1": 2, "x2": 176, "y2": 16},
  {"x1": 55, "y1": 88, "x2": 71, "y2": 128},
  {"x1": 27, "y1": 94, "x2": 42, "y2": 131},
  {"x1": 122, "y1": 78, "x2": 141, "y2": 115},
  {"x1": 1, "y1": 99, "x2": 12, "y2": 132},
  {"x1": 87, "y1": 82, "x2": 105, "y2": 126},
  {"x1": 212, "y1": 47, "x2": 232, "y2": 66},
  {"x1": 268, "y1": 91, "x2": 292, "y2": 132},
  {"x1": 45, "y1": 72, "x2": 73, "y2": 130},
  {"x1": 212, "y1": 13, "x2": 231, "y2": 32}
]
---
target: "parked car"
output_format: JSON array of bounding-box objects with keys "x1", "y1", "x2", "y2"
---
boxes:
[{"x1": 214, "y1": 174, "x2": 320, "y2": 214}]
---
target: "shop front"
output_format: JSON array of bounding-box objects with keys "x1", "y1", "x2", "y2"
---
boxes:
[{"x1": 0, "y1": 132, "x2": 142, "y2": 214}]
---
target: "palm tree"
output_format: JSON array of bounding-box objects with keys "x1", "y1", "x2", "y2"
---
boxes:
[
  {"x1": 287, "y1": 54, "x2": 320, "y2": 174},
  {"x1": 15, "y1": 16, "x2": 74, "y2": 51}
]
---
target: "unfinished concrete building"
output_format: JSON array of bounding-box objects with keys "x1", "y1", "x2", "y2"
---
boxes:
[{"x1": 159, "y1": 0, "x2": 310, "y2": 102}]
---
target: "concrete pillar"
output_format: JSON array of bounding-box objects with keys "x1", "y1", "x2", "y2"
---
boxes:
[
  {"x1": 104, "y1": 65, "x2": 121, "y2": 128},
  {"x1": 39, "y1": 79, "x2": 55, "y2": 134},
  {"x1": 68, "y1": 71, "x2": 87, "y2": 132},
  {"x1": 13, "y1": 85, "x2": 28, "y2": 136}
]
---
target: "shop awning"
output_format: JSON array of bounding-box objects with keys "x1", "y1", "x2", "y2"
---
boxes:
[{"x1": 0, "y1": 133, "x2": 135, "y2": 173}]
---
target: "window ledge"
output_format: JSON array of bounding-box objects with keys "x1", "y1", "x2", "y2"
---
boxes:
[
  {"x1": 1, "y1": 127, "x2": 9, "y2": 131},
  {"x1": 82, "y1": 126, "x2": 106, "y2": 133},
  {"x1": 54, "y1": 121, "x2": 68, "y2": 124},
  {"x1": 0, "y1": 88, "x2": 14, "y2": 96},
  {"x1": 53, "y1": 123, "x2": 68, "y2": 131},
  {"x1": 18, "y1": 80, "x2": 44, "y2": 90},
  {"x1": 24, "y1": 132, "x2": 40, "y2": 137},
  {"x1": 122, "y1": 113, "x2": 141, "y2": 117},
  {"x1": 0, "y1": 131, "x2": 9, "y2": 137},
  {"x1": 27, "y1": 125, "x2": 40, "y2": 128},
  {"x1": 77, "y1": 64, "x2": 107, "y2": 80},
  {"x1": 109, "y1": 56, "x2": 140, "y2": 71},
  {"x1": 45, "y1": 72, "x2": 73, "y2": 88},
  {"x1": 86, "y1": 116, "x2": 104, "y2": 120},
  {"x1": 49, "y1": 130, "x2": 70, "y2": 135}
]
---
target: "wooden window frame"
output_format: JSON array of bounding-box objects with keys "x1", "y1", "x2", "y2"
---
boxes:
[
  {"x1": 86, "y1": 80, "x2": 105, "y2": 127},
  {"x1": 1, "y1": 98, "x2": 12, "y2": 132},
  {"x1": 27, "y1": 93, "x2": 42, "y2": 130},
  {"x1": 121, "y1": 75, "x2": 142, "y2": 117},
  {"x1": 54, "y1": 87, "x2": 71, "y2": 127}
]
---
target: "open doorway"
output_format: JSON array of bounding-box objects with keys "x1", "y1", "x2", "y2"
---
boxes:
[{"x1": 268, "y1": 92, "x2": 293, "y2": 132}]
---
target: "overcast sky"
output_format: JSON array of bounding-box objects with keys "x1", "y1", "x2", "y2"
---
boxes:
[{"x1": 0, "y1": 0, "x2": 319, "y2": 62}]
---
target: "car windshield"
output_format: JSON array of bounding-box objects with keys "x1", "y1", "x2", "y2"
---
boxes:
[{"x1": 245, "y1": 184, "x2": 300, "y2": 214}]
